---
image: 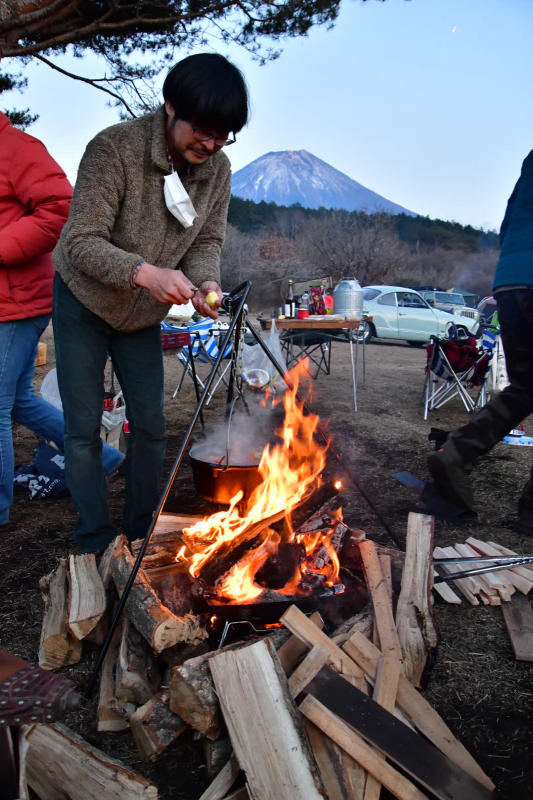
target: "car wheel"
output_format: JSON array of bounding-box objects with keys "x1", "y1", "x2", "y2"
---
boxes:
[
  {"x1": 347, "y1": 321, "x2": 373, "y2": 344},
  {"x1": 407, "y1": 341, "x2": 425, "y2": 348}
]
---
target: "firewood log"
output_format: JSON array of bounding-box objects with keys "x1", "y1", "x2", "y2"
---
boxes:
[
  {"x1": 21, "y1": 722, "x2": 158, "y2": 799},
  {"x1": 130, "y1": 692, "x2": 187, "y2": 760},
  {"x1": 68, "y1": 554, "x2": 106, "y2": 640},
  {"x1": 158, "y1": 572, "x2": 196, "y2": 616},
  {"x1": 395, "y1": 514, "x2": 438, "y2": 688},
  {"x1": 115, "y1": 617, "x2": 161, "y2": 705},
  {"x1": 203, "y1": 736, "x2": 233, "y2": 780},
  {"x1": 110, "y1": 536, "x2": 207, "y2": 653},
  {"x1": 169, "y1": 657, "x2": 221, "y2": 739},
  {"x1": 38, "y1": 558, "x2": 82, "y2": 670},
  {"x1": 331, "y1": 603, "x2": 374, "y2": 646},
  {"x1": 341, "y1": 539, "x2": 405, "y2": 594},
  {"x1": 98, "y1": 620, "x2": 136, "y2": 733}
]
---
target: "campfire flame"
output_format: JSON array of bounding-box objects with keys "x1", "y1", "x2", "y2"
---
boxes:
[{"x1": 175, "y1": 361, "x2": 341, "y2": 602}]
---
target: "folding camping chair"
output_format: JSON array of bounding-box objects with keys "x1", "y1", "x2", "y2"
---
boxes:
[
  {"x1": 165, "y1": 318, "x2": 233, "y2": 406},
  {"x1": 280, "y1": 330, "x2": 332, "y2": 379},
  {"x1": 423, "y1": 327, "x2": 497, "y2": 420}
]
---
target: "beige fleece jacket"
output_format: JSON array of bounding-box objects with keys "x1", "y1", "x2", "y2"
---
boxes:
[{"x1": 53, "y1": 106, "x2": 231, "y2": 332}]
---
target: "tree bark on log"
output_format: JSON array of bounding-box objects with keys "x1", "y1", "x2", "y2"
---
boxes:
[
  {"x1": 38, "y1": 558, "x2": 82, "y2": 670},
  {"x1": 110, "y1": 536, "x2": 207, "y2": 653},
  {"x1": 169, "y1": 658, "x2": 221, "y2": 739},
  {"x1": 331, "y1": 603, "x2": 374, "y2": 646},
  {"x1": 21, "y1": 722, "x2": 158, "y2": 799},
  {"x1": 130, "y1": 692, "x2": 187, "y2": 761}
]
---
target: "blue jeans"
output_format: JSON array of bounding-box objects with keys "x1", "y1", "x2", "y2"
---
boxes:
[
  {"x1": 0, "y1": 315, "x2": 125, "y2": 524},
  {"x1": 53, "y1": 275, "x2": 166, "y2": 553}
]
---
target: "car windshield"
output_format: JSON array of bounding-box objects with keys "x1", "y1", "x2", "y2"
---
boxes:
[
  {"x1": 362, "y1": 288, "x2": 381, "y2": 300},
  {"x1": 435, "y1": 293, "x2": 464, "y2": 305}
]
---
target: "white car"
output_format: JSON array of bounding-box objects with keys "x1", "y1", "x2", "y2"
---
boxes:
[{"x1": 359, "y1": 286, "x2": 481, "y2": 345}]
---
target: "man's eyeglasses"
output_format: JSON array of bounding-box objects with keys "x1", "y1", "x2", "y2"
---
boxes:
[{"x1": 191, "y1": 123, "x2": 236, "y2": 147}]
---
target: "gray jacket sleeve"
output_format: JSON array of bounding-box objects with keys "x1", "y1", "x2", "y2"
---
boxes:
[
  {"x1": 179, "y1": 169, "x2": 231, "y2": 288},
  {"x1": 61, "y1": 135, "x2": 142, "y2": 289}
]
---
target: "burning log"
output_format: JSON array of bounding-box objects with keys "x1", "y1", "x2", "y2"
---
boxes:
[
  {"x1": 169, "y1": 655, "x2": 222, "y2": 739},
  {"x1": 130, "y1": 692, "x2": 187, "y2": 761},
  {"x1": 255, "y1": 541, "x2": 305, "y2": 589},
  {"x1": 395, "y1": 514, "x2": 438, "y2": 689},
  {"x1": 98, "y1": 620, "x2": 136, "y2": 733},
  {"x1": 158, "y1": 572, "x2": 197, "y2": 616},
  {"x1": 130, "y1": 514, "x2": 204, "y2": 570},
  {"x1": 110, "y1": 536, "x2": 207, "y2": 653},
  {"x1": 38, "y1": 558, "x2": 82, "y2": 670},
  {"x1": 209, "y1": 638, "x2": 327, "y2": 800},
  {"x1": 22, "y1": 722, "x2": 159, "y2": 800},
  {"x1": 115, "y1": 617, "x2": 161, "y2": 705},
  {"x1": 68, "y1": 554, "x2": 106, "y2": 640}
]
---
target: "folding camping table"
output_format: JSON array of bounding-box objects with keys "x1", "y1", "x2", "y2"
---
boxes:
[{"x1": 263, "y1": 317, "x2": 372, "y2": 411}]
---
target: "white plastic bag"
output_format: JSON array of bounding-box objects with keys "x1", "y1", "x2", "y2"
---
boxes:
[
  {"x1": 242, "y1": 321, "x2": 288, "y2": 392},
  {"x1": 40, "y1": 368, "x2": 63, "y2": 411}
]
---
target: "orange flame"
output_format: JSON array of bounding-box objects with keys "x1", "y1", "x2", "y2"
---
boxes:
[{"x1": 175, "y1": 360, "x2": 341, "y2": 602}]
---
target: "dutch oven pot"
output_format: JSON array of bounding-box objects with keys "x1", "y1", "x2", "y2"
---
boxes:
[{"x1": 189, "y1": 447, "x2": 263, "y2": 505}]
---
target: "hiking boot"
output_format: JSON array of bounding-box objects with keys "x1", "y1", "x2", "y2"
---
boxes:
[
  {"x1": 427, "y1": 447, "x2": 475, "y2": 512},
  {"x1": 515, "y1": 514, "x2": 533, "y2": 538}
]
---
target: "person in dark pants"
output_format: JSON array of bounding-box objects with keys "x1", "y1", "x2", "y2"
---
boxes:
[
  {"x1": 428, "y1": 149, "x2": 533, "y2": 535},
  {"x1": 53, "y1": 54, "x2": 249, "y2": 553}
]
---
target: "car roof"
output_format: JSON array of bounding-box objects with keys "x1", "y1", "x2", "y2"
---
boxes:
[{"x1": 363, "y1": 286, "x2": 424, "y2": 293}]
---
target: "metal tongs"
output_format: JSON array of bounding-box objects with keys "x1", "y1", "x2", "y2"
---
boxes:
[{"x1": 433, "y1": 555, "x2": 533, "y2": 584}]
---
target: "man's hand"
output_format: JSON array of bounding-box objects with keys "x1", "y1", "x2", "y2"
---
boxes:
[
  {"x1": 192, "y1": 281, "x2": 223, "y2": 320},
  {"x1": 135, "y1": 264, "x2": 196, "y2": 305}
]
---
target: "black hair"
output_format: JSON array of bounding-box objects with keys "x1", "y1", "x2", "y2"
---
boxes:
[{"x1": 163, "y1": 53, "x2": 249, "y2": 135}]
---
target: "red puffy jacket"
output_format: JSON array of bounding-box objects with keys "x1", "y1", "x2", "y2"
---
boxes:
[{"x1": 0, "y1": 112, "x2": 72, "y2": 321}]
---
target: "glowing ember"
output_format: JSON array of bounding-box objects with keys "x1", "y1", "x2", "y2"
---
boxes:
[{"x1": 175, "y1": 361, "x2": 341, "y2": 602}]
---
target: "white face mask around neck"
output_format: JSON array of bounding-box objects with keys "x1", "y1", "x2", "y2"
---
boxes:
[{"x1": 163, "y1": 170, "x2": 198, "y2": 228}]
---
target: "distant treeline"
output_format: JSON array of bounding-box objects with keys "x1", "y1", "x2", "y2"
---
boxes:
[{"x1": 228, "y1": 196, "x2": 500, "y2": 253}]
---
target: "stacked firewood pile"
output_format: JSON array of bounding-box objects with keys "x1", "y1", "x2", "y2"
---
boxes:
[{"x1": 25, "y1": 510, "x2": 497, "y2": 800}]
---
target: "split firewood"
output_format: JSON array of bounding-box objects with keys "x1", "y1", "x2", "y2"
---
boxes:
[
  {"x1": 301, "y1": 697, "x2": 426, "y2": 800},
  {"x1": 67, "y1": 554, "x2": 106, "y2": 640},
  {"x1": 433, "y1": 546, "x2": 480, "y2": 605},
  {"x1": 158, "y1": 572, "x2": 197, "y2": 616},
  {"x1": 395, "y1": 513, "x2": 438, "y2": 688},
  {"x1": 501, "y1": 594, "x2": 533, "y2": 662},
  {"x1": 38, "y1": 558, "x2": 82, "y2": 670},
  {"x1": 341, "y1": 538, "x2": 405, "y2": 593},
  {"x1": 130, "y1": 691, "x2": 187, "y2": 760},
  {"x1": 487, "y1": 541, "x2": 533, "y2": 576},
  {"x1": 306, "y1": 720, "x2": 367, "y2": 800},
  {"x1": 198, "y1": 754, "x2": 241, "y2": 800},
  {"x1": 277, "y1": 610, "x2": 324, "y2": 672},
  {"x1": 22, "y1": 722, "x2": 158, "y2": 799},
  {"x1": 111, "y1": 535, "x2": 207, "y2": 652},
  {"x1": 467, "y1": 538, "x2": 533, "y2": 595},
  {"x1": 342, "y1": 631, "x2": 495, "y2": 791},
  {"x1": 115, "y1": 617, "x2": 161, "y2": 705},
  {"x1": 289, "y1": 644, "x2": 330, "y2": 698},
  {"x1": 98, "y1": 537, "x2": 120, "y2": 588},
  {"x1": 359, "y1": 541, "x2": 402, "y2": 661},
  {"x1": 209, "y1": 638, "x2": 326, "y2": 800},
  {"x1": 455, "y1": 543, "x2": 514, "y2": 600},
  {"x1": 432, "y1": 570, "x2": 462, "y2": 604},
  {"x1": 98, "y1": 621, "x2": 136, "y2": 733},
  {"x1": 169, "y1": 657, "x2": 221, "y2": 739}
]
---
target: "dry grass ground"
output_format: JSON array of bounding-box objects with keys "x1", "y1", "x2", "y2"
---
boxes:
[{"x1": 1, "y1": 321, "x2": 532, "y2": 799}]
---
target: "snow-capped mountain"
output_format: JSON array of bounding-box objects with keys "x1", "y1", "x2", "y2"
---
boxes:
[{"x1": 231, "y1": 150, "x2": 416, "y2": 215}]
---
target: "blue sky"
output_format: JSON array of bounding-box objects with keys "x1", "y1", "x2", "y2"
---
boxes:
[{"x1": 6, "y1": 0, "x2": 533, "y2": 229}]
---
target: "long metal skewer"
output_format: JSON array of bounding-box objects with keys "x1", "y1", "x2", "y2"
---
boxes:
[
  {"x1": 434, "y1": 556, "x2": 533, "y2": 584},
  {"x1": 434, "y1": 556, "x2": 533, "y2": 565}
]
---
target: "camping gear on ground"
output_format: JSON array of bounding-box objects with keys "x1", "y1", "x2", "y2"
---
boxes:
[
  {"x1": 333, "y1": 278, "x2": 364, "y2": 321},
  {"x1": 423, "y1": 328, "x2": 497, "y2": 419},
  {"x1": 168, "y1": 318, "x2": 234, "y2": 406}
]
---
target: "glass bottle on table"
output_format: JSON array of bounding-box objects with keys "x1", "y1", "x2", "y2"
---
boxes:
[{"x1": 284, "y1": 279, "x2": 295, "y2": 318}]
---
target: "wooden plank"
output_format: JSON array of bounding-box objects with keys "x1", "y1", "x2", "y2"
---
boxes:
[
  {"x1": 23, "y1": 722, "x2": 158, "y2": 800},
  {"x1": 209, "y1": 638, "x2": 326, "y2": 800},
  {"x1": 432, "y1": 570, "x2": 462, "y2": 604},
  {"x1": 466, "y1": 538, "x2": 533, "y2": 595},
  {"x1": 305, "y1": 668, "x2": 493, "y2": 800},
  {"x1": 277, "y1": 610, "x2": 323, "y2": 673},
  {"x1": 395, "y1": 513, "x2": 438, "y2": 687},
  {"x1": 342, "y1": 632, "x2": 494, "y2": 791},
  {"x1": 289, "y1": 645, "x2": 330, "y2": 698},
  {"x1": 433, "y1": 547, "x2": 480, "y2": 605},
  {"x1": 454, "y1": 543, "x2": 513, "y2": 600},
  {"x1": 281, "y1": 605, "x2": 365, "y2": 683},
  {"x1": 300, "y1": 696, "x2": 427, "y2": 800},
  {"x1": 364, "y1": 657, "x2": 402, "y2": 800},
  {"x1": 359, "y1": 541, "x2": 402, "y2": 660},
  {"x1": 487, "y1": 541, "x2": 533, "y2": 575},
  {"x1": 501, "y1": 593, "x2": 533, "y2": 661}
]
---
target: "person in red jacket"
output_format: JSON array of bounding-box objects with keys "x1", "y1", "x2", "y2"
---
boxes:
[{"x1": 0, "y1": 113, "x2": 124, "y2": 526}]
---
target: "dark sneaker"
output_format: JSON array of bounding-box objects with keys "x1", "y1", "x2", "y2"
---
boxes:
[
  {"x1": 427, "y1": 448, "x2": 475, "y2": 512},
  {"x1": 515, "y1": 516, "x2": 533, "y2": 538}
]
